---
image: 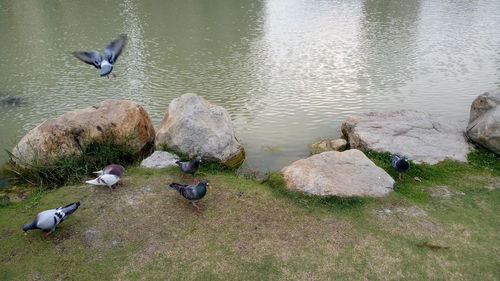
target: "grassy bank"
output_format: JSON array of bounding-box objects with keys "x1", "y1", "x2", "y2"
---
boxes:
[{"x1": 0, "y1": 152, "x2": 499, "y2": 280}]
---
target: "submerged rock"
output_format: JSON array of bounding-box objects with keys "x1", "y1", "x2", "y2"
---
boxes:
[
  {"x1": 309, "y1": 138, "x2": 347, "y2": 154},
  {"x1": 11, "y1": 99, "x2": 155, "y2": 166},
  {"x1": 155, "y1": 93, "x2": 245, "y2": 168},
  {"x1": 1, "y1": 96, "x2": 25, "y2": 106},
  {"x1": 281, "y1": 149, "x2": 394, "y2": 197},
  {"x1": 466, "y1": 91, "x2": 500, "y2": 155},
  {"x1": 341, "y1": 110, "x2": 472, "y2": 164},
  {"x1": 140, "y1": 151, "x2": 179, "y2": 168}
]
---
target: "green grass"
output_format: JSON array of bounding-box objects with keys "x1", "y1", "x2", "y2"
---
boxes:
[
  {"x1": 0, "y1": 150, "x2": 499, "y2": 280},
  {"x1": 365, "y1": 150, "x2": 499, "y2": 202}
]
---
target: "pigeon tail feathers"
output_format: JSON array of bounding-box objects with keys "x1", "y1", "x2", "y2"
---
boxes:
[{"x1": 169, "y1": 182, "x2": 186, "y2": 192}]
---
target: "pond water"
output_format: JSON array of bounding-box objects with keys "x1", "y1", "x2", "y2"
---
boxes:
[{"x1": 0, "y1": 0, "x2": 499, "y2": 172}]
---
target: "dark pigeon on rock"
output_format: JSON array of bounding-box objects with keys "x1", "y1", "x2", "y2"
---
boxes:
[
  {"x1": 73, "y1": 34, "x2": 127, "y2": 77},
  {"x1": 392, "y1": 154, "x2": 410, "y2": 179},
  {"x1": 169, "y1": 180, "x2": 212, "y2": 211},
  {"x1": 22, "y1": 202, "x2": 80, "y2": 236},
  {"x1": 176, "y1": 156, "x2": 202, "y2": 182}
]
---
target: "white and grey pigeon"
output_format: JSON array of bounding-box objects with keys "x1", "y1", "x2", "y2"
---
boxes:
[
  {"x1": 176, "y1": 156, "x2": 202, "y2": 182},
  {"x1": 86, "y1": 164, "x2": 125, "y2": 191},
  {"x1": 73, "y1": 34, "x2": 127, "y2": 77},
  {"x1": 94, "y1": 164, "x2": 125, "y2": 177},
  {"x1": 22, "y1": 202, "x2": 80, "y2": 236},
  {"x1": 391, "y1": 154, "x2": 410, "y2": 179},
  {"x1": 86, "y1": 173, "x2": 121, "y2": 191}
]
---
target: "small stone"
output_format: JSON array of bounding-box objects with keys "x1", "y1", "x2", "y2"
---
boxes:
[
  {"x1": 84, "y1": 229, "x2": 101, "y2": 241},
  {"x1": 140, "y1": 151, "x2": 179, "y2": 168},
  {"x1": 414, "y1": 177, "x2": 422, "y2": 182}
]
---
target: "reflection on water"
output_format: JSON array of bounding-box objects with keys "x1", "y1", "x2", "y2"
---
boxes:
[{"x1": 0, "y1": 0, "x2": 499, "y2": 172}]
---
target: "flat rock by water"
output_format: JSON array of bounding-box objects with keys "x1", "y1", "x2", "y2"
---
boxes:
[
  {"x1": 140, "y1": 151, "x2": 180, "y2": 168},
  {"x1": 341, "y1": 110, "x2": 472, "y2": 164},
  {"x1": 466, "y1": 90, "x2": 500, "y2": 155},
  {"x1": 155, "y1": 93, "x2": 245, "y2": 168},
  {"x1": 281, "y1": 149, "x2": 394, "y2": 197}
]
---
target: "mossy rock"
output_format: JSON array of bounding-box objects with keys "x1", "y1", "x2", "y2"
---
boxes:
[
  {"x1": 309, "y1": 138, "x2": 347, "y2": 154},
  {"x1": 223, "y1": 147, "x2": 246, "y2": 169}
]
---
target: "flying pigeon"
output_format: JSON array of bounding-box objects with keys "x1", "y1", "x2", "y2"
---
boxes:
[
  {"x1": 169, "y1": 180, "x2": 212, "y2": 211},
  {"x1": 176, "y1": 156, "x2": 202, "y2": 182},
  {"x1": 94, "y1": 164, "x2": 125, "y2": 177},
  {"x1": 73, "y1": 34, "x2": 127, "y2": 77},
  {"x1": 392, "y1": 154, "x2": 410, "y2": 179},
  {"x1": 22, "y1": 202, "x2": 80, "y2": 236},
  {"x1": 86, "y1": 173, "x2": 121, "y2": 191}
]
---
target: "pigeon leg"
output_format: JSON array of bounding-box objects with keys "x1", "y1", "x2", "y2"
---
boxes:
[
  {"x1": 192, "y1": 201, "x2": 204, "y2": 211},
  {"x1": 117, "y1": 181, "x2": 124, "y2": 185},
  {"x1": 399, "y1": 173, "x2": 402, "y2": 180},
  {"x1": 192, "y1": 175, "x2": 200, "y2": 183},
  {"x1": 42, "y1": 228, "x2": 56, "y2": 236},
  {"x1": 112, "y1": 73, "x2": 117, "y2": 78}
]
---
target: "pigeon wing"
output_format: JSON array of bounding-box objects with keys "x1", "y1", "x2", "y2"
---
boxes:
[
  {"x1": 104, "y1": 34, "x2": 127, "y2": 64},
  {"x1": 35, "y1": 209, "x2": 58, "y2": 230},
  {"x1": 72, "y1": 51, "x2": 102, "y2": 68},
  {"x1": 179, "y1": 184, "x2": 198, "y2": 200}
]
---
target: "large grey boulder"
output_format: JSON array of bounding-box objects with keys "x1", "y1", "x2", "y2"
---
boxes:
[
  {"x1": 341, "y1": 110, "x2": 472, "y2": 164},
  {"x1": 155, "y1": 93, "x2": 245, "y2": 168},
  {"x1": 281, "y1": 149, "x2": 394, "y2": 197},
  {"x1": 466, "y1": 91, "x2": 500, "y2": 155},
  {"x1": 12, "y1": 100, "x2": 155, "y2": 166}
]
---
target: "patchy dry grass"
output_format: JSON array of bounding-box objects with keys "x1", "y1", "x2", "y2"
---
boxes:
[{"x1": 0, "y1": 160, "x2": 499, "y2": 280}]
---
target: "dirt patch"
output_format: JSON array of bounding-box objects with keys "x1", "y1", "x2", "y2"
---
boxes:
[{"x1": 485, "y1": 177, "x2": 500, "y2": 190}]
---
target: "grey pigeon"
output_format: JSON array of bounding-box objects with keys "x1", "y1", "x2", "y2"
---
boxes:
[
  {"x1": 73, "y1": 34, "x2": 127, "y2": 77},
  {"x1": 169, "y1": 180, "x2": 212, "y2": 210},
  {"x1": 94, "y1": 164, "x2": 125, "y2": 177},
  {"x1": 391, "y1": 154, "x2": 410, "y2": 179},
  {"x1": 176, "y1": 156, "x2": 202, "y2": 182},
  {"x1": 22, "y1": 202, "x2": 80, "y2": 236}
]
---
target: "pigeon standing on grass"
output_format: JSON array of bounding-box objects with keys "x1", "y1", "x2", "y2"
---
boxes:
[
  {"x1": 176, "y1": 156, "x2": 202, "y2": 182},
  {"x1": 169, "y1": 180, "x2": 212, "y2": 211},
  {"x1": 86, "y1": 164, "x2": 125, "y2": 191},
  {"x1": 73, "y1": 34, "x2": 127, "y2": 78},
  {"x1": 392, "y1": 154, "x2": 410, "y2": 179},
  {"x1": 22, "y1": 202, "x2": 80, "y2": 236},
  {"x1": 86, "y1": 174, "x2": 120, "y2": 191},
  {"x1": 94, "y1": 164, "x2": 125, "y2": 178}
]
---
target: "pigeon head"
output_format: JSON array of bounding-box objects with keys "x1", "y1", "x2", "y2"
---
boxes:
[
  {"x1": 194, "y1": 156, "x2": 202, "y2": 163},
  {"x1": 199, "y1": 180, "x2": 212, "y2": 190},
  {"x1": 22, "y1": 221, "x2": 37, "y2": 232},
  {"x1": 100, "y1": 64, "x2": 113, "y2": 77},
  {"x1": 403, "y1": 155, "x2": 409, "y2": 161}
]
